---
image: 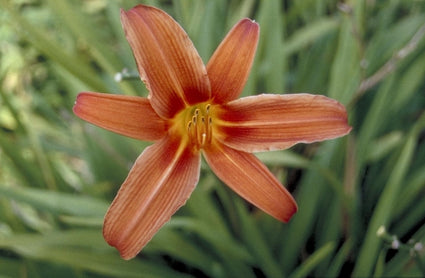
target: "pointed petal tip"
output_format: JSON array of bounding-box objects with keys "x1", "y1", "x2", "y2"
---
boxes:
[
  {"x1": 278, "y1": 198, "x2": 298, "y2": 223},
  {"x1": 120, "y1": 252, "x2": 135, "y2": 261},
  {"x1": 103, "y1": 224, "x2": 140, "y2": 260},
  {"x1": 242, "y1": 17, "x2": 259, "y2": 27},
  {"x1": 264, "y1": 183, "x2": 298, "y2": 223},
  {"x1": 72, "y1": 92, "x2": 89, "y2": 118}
]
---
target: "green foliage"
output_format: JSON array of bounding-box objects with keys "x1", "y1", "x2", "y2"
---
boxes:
[{"x1": 1, "y1": 0, "x2": 424, "y2": 277}]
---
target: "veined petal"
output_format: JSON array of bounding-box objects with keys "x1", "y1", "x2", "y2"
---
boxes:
[
  {"x1": 73, "y1": 92, "x2": 167, "y2": 141},
  {"x1": 203, "y1": 141, "x2": 297, "y2": 222},
  {"x1": 103, "y1": 135, "x2": 200, "y2": 259},
  {"x1": 213, "y1": 94, "x2": 352, "y2": 152},
  {"x1": 121, "y1": 5, "x2": 211, "y2": 119},
  {"x1": 207, "y1": 19, "x2": 259, "y2": 104}
]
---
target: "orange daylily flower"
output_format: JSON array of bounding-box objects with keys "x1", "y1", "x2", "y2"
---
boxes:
[{"x1": 73, "y1": 5, "x2": 351, "y2": 259}]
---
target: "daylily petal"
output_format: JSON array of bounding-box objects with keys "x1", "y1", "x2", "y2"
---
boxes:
[
  {"x1": 73, "y1": 92, "x2": 167, "y2": 141},
  {"x1": 203, "y1": 141, "x2": 297, "y2": 222},
  {"x1": 207, "y1": 19, "x2": 259, "y2": 104},
  {"x1": 213, "y1": 94, "x2": 352, "y2": 152},
  {"x1": 103, "y1": 135, "x2": 200, "y2": 259},
  {"x1": 121, "y1": 5, "x2": 211, "y2": 119}
]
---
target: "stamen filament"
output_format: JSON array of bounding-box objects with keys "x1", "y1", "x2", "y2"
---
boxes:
[{"x1": 184, "y1": 103, "x2": 213, "y2": 150}]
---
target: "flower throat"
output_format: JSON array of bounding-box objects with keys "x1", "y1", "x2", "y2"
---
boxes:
[{"x1": 185, "y1": 103, "x2": 212, "y2": 150}]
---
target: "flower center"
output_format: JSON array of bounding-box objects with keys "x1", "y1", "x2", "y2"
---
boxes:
[
  {"x1": 186, "y1": 103, "x2": 213, "y2": 150},
  {"x1": 171, "y1": 103, "x2": 213, "y2": 151}
]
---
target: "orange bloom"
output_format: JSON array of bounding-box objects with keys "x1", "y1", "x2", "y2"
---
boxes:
[{"x1": 73, "y1": 5, "x2": 351, "y2": 259}]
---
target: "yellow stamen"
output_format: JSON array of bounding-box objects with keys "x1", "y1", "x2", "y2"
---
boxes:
[{"x1": 180, "y1": 103, "x2": 213, "y2": 150}]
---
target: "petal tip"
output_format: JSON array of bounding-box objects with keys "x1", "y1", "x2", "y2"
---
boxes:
[
  {"x1": 72, "y1": 92, "x2": 86, "y2": 117},
  {"x1": 272, "y1": 191, "x2": 298, "y2": 223},
  {"x1": 239, "y1": 17, "x2": 259, "y2": 27},
  {"x1": 103, "y1": 218, "x2": 140, "y2": 260},
  {"x1": 280, "y1": 200, "x2": 298, "y2": 223}
]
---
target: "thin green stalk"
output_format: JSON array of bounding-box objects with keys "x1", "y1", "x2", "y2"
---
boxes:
[{"x1": 353, "y1": 113, "x2": 425, "y2": 276}]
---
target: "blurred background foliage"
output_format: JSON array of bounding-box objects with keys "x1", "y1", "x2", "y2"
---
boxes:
[{"x1": 1, "y1": 0, "x2": 425, "y2": 277}]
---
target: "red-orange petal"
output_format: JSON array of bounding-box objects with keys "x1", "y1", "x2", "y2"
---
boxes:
[
  {"x1": 121, "y1": 5, "x2": 211, "y2": 119},
  {"x1": 207, "y1": 19, "x2": 259, "y2": 104},
  {"x1": 73, "y1": 92, "x2": 167, "y2": 141},
  {"x1": 203, "y1": 141, "x2": 297, "y2": 222},
  {"x1": 213, "y1": 94, "x2": 352, "y2": 152},
  {"x1": 103, "y1": 135, "x2": 200, "y2": 259}
]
